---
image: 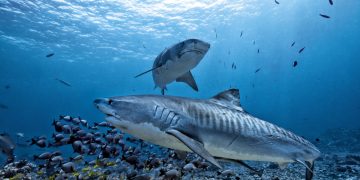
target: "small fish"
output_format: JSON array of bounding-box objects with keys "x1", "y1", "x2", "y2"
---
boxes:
[
  {"x1": 62, "y1": 125, "x2": 72, "y2": 134},
  {"x1": 94, "y1": 121, "x2": 113, "y2": 128},
  {"x1": 55, "y1": 78, "x2": 71, "y2": 87},
  {"x1": 61, "y1": 162, "x2": 76, "y2": 173},
  {"x1": 60, "y1": 115, "x2": 72, "y2": 121},
  {"x1": 0, "y1": 133, "x2": 15, "y2": 164},
  {"x1": 275, "y1": 0, "x2": 280, "y2": 4},
  {"x1": 142, "y1": 44, "x2": 146, "y2": 49},
  {"x1": 231, "y1": 63, "x2": 236, "y2": 70},
  {"x1": 315, "y1": 138, "x2": 320, "y2": 142},
  {"x1": 298, "y1": 47, "x2": 305, "y2": 54},
  {"x1": 293, "y1": 61, "x2": 298, "y2": 67},
  {"x1": 4, "y1": 85, "x2": 10, "y2": 89},
  {"x1": 0, "y1": 103, "x2": 8, "y2": 109},
  {"x1": 70, "y1": 155, "x2": 83, "y2": 162},
  {"x1": 16, "y1": 133, "x2": 24, "y2": 138},
  {"x1": 257, "y1": 49, "x2": 260, "y2": 53},
  {"x1": 214, "y1": 28, "x2": 217, "y2": 39},
  {"x1": 46, "y1": 53, "x2": 55, "y2": 58},
  {"x1": 255, "y1": 68, "x2": 261, "y2": 73},
  {"x1": 319, "y1": 14, "x2": 330, "y2": 19},
  {"x1": 52, "y1": 133, "x2": 64, "y2": 142},
  {"x1": 72, "y1": 140, "x2": 85, "y2": 154},
  {"x1": 52, "y1": 151, "x2": 62, "y2": 157},
  {"x1": 50, "y1": 156, "x2": 64, "y2": 164},
  {"x1": 329, "y1": 0, "x2": 333, "y2": 5},
  {"x1": 52, "y1": 120, "x2": 63, "y2": 132},
  {"x1": 80, "y1": 119, "x2": 88, "y2": 127},
  {"x1": 240, "y1": 31, "x2": 243, "y2": 37},
  {"x1": 34, "y1": 152, "x2": 53, "y2": 160},
  {"x1": 30, "y1": 138, "x2": 46, "y2": 148},
  {"x1": 291, "y1": 41, "x2": 295, "y2": 47},
  {"x1": 253, "y1": 40, "x2": 256, "y2": 45}
]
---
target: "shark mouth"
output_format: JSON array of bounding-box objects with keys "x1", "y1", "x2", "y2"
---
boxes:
[
  {"x1": 178, "y1": 49, "x2": 205, "y2": 58},
  {"x1": 94, "y1": 99, "x2": 120, "y2": 119}
]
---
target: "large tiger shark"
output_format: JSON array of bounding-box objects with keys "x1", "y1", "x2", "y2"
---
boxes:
[
  {"x1": 94, "y1": 89, "x2": 320, "y2": 180},
  {"x1": 134, "y1": 39, "x2": 210, "y2": 95}
]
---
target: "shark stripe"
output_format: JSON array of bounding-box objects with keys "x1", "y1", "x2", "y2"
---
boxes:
[
  {"x1": 153, "y1": 105, "x2": 159, "y2": 117},
  {"x1": 167, "y1": 111, "x2": 175, "y2": 125},
  {"x1": 236, "y1": 116, "x2": 242, "y2": 133},
  {"x1": 230, "y1": 117, "x2": 235, "y2": 134}
]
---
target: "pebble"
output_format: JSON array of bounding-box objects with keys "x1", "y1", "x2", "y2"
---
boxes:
[
  {"x1": 221, "y1": 169, "x2": 235, "y2": 176},
  {"x1": 164, "y1": 169, "x2": 180, "y2": 179},
  {"x1": 183, "y1": 163, "x2": 196, "y2": 171}
]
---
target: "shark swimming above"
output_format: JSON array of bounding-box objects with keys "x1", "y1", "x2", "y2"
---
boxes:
[
  {"x1": 134, "y1": 39, "x2": 210, "y2": 95},
  {"x1": 94, "y1": 89, "x2": 320, "y2": 180}
]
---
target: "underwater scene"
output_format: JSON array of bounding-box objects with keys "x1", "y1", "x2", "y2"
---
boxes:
[{"x1": 1, "y1": 0, "x2": 360, "y2": 179}]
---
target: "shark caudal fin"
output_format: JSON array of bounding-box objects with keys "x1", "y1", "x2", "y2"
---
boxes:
[{"x1": 305, "y1": 161, "x2": 315, "y2": 180}]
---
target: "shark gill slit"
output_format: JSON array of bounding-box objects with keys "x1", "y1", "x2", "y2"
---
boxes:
[{"x1": 153, "y1": 105, "x2": 159, "y2": 117}]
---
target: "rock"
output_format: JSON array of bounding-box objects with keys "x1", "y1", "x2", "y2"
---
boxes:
[
  {"x1": 268, "y1": 163, "x2": 279, "y2": 169},
  {"x1": 174, "y1": 150, "x2": 187, "y2": 160},
  {"x1": 164, "y1": 169, "x2": 180, "y2": 180},
  {"x1": 149, "y1": 158, "x2": 161, "y2": 168},
  {"x1": 183, "y1": 163, "x2": 196, "y2": 171},
  {"x1": 137, "y1": 162, "x2": 145, "y2": 169},
  {"x1": 344, "y1": 160, "x2": 358, "y2": 165},
  {"x1": 336, "y1": 166, "x2": 347, "y2": 173},
  {"x1": 127, "y1": 171, "x2": 137, "y2": 179},
  {"x1": 104, "y1": 169, "x2": 111, "y2": 175},
  {"x1": 221, "y1": 169, "x2": 235, "y2": 176},
  {"x1": 199, "y1": 162, "x2": 210, "y2": 169},
  {"x1": 125, "y1": 155, "x2": 139, "y2": 165},
  {"x1": 191, "y1": 160, "x2": 202, "y2": 168},
  {"x1": 132, "y1": 174, "x2": 152, "y2": 180}
]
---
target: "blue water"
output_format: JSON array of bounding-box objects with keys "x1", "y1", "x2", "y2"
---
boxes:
[{"x1": 0, "y1": 0, "x2": 359, "y2": 145}]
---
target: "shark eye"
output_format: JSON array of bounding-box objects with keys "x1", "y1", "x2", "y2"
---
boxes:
[{"x1": 108, "y1": 99, "x2": 113, "y2": 105}]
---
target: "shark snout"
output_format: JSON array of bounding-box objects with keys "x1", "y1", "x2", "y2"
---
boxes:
[
  {"x1": 94, "y1": 98, "x2": 110, "y2": 106},
  {"x1": 94, "y1": 98, "x2": 115, "y2": 116}
]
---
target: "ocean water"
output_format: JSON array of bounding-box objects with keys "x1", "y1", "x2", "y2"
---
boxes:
[{"x1": 0, "y1": 0, "x2": 360, "y2": 179}]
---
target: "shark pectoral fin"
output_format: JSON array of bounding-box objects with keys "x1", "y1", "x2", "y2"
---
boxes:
[
  {"x1": 134, "y1": 65, "x2": 162, "y2": 78},
  {"x1": 278, "y1": 162, "x2": 289, "y2": 169},
  {"x1": 176, "y1": 71, "x2": 198, "y2": 91},
  {"x1": 295, "y1": 159, "x2": 314, "y2": 180},
  {"x1": 165, "y1": 129, "x2": 222, "y2": 169},
  {"x1": 216, "y1": 158, "x2": 263, "y2": 177},
  {"x1": 305, "y1": 161, "x2": 315, "y2": 180}
]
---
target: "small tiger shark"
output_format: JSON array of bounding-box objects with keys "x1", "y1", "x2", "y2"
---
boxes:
[
  {"x1": 135, "y1": 39, "x2": 210, "y2": 95},
  {"x1": 94, "y1": 89, "x2": 320, "y2": 180}
]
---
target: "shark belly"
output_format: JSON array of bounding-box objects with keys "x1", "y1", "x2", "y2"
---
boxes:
[
  {"x1": 204, "y1": 141, "x2": 293, "y2": 163},
  {"x1": 153, "y1": 59, "x2": 197, "y2": 88},
  {"x1": 106, "y1": 116, "x2": 191, "y2": 152},
  {"x1": 197, "y1": 128, "x2": 296, "y2": 164}
]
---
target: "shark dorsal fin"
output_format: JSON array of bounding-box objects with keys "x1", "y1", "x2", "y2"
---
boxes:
[
  {"x1": 212, "y1": 89, "x2": 241, "y2": 106},
  {"x1": 210, "y1": 89, "x2": 244, "y2": 111}
]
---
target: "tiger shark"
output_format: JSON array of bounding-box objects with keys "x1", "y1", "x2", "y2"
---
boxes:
[
  {"x1": 94, "y1": 89, "x2": 320, "y2": 180},
  {"x1": 134, "y1": 39, "x2": 210, "y2": 95}
]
